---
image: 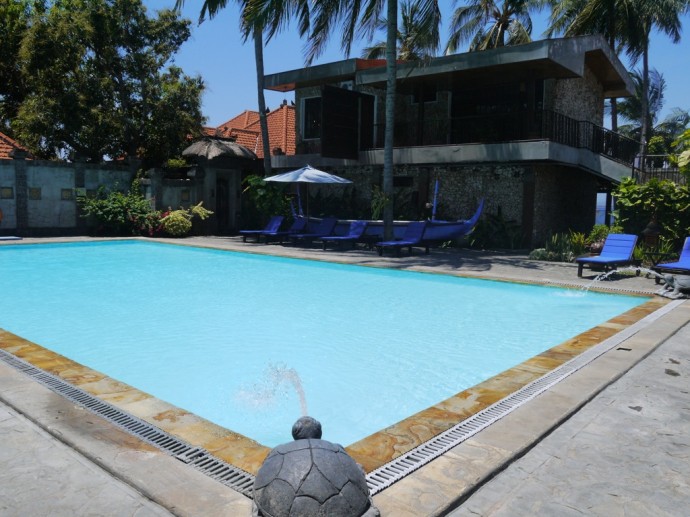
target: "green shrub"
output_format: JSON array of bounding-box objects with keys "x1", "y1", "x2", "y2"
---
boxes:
[
  {"x1": 160, "y1": 202, "x2": 213, "y2": 237},
  {"x1": 584, "y1": 224, "x2": 623, "y2": 253},
  {"x1": 569, "y1": 230, "x2": 587, "y2": 256},
  {"x1": 528, "y1": 230, "x2": 587, "y2": 262},
  {"x1": 469, "y1": 208, "x2": 522, "y2": 250},
  {"x1": 613, "y1": 177, "x2": 690, "y2": 243},
  {"x1": 241, "y1": 175, "x2": 291, "y2": 228},
  {"x1": 370, "y1": 185, "x2": 389, "y2": 220},
  {"x1": 78, "y1": 180, "x2": 161, "y2": 236},
  {"x1": 161, "y1": 211, "x2": 191, "y2": 236},
  {"x1": 528, "y1": 248, "x2": 549, "y2": 260}
]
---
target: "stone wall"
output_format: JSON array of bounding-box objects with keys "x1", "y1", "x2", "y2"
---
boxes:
[
  {"x1": 531, "y1": 164, "x2": 599, "y2": 244},
  {"x1": 550, "y1": 65, "x2": 604, "y2": 125},
  {"x1": 326, "y1": 162, "x2": 598, "y2": 248},
  {"x1": 331, "y1": 163, "x2": 522, "y2": 219},
  {"x1": 0, "y1": 158, "x2": 133, "y2": 236}
]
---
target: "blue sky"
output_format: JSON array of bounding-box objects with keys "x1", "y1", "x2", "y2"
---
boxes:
[{"x1": 147, "y1": 1, "x2": 690, "y2": 128}]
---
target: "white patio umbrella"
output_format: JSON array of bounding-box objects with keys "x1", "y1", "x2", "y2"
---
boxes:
[
  {"x1": 264, "y1": 165, "x2": 352, "y2": 184},
  {"x1": 264, "y1": 165, "x2": 352, "y2": 219}
]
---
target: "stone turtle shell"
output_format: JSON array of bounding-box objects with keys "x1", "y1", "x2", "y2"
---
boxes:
[{"x1": 253, "y1": 438, "x2": 371, "y2": 517}]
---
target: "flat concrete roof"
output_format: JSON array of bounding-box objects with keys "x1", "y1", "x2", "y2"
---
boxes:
[{"x1": 265, "y1": 35, "x2": 633, "y2": 98}]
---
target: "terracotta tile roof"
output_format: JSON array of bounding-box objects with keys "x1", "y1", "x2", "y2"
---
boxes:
[
  {"x1": 212, "y1": 104, "x2": 295, "y2": 159},
  {"x1": 216, "y1": 110, "x2": 261, "y2": 137},
  {"x1": 244, "y1": 104, "x2": 296, "y2": 158},
  {"x1": 0, "y1": 131, "x2": 30, "y2": 160},
  {"x1": 230, "y1": 128, "x2": 262, "y2": 154}
]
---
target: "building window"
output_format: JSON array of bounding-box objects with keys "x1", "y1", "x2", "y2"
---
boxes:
[
  {"x1": 302, "y1": 97, "x2": 322, "y2": 140},
  {"x1": 61, "y1": 189, "x2": 74, "y2": 200},
  {"x1": 29, "y1": 187, "x2": 41, "y2": 200},
  {"x1": 0, "y1": 187, "x2": 13, "y2": 199},
  {"x1": 181, "y1": 189, "x2": 190, "y2": 202}
]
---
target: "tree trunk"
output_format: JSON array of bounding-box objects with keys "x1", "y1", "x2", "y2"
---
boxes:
[
  {"x1": 606, "y1": 13, "x2": 618, "y2": 132},
  {"x1": 639, "y1": 34, "x2": 650, "y2": 157},
  {"x1": 382, "y1": 0, "x2": 397, "y2": 240},
  {"x1": 610, "y1": 98, "x2": 618, "y2": 132},
  {"x1": 254, "y1": 31, "x2": 272, "y2": 176}
]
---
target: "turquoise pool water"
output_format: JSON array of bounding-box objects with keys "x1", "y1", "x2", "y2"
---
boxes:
[{"x1": 1, "y1": 241, "x2": 645, "y2": 447}]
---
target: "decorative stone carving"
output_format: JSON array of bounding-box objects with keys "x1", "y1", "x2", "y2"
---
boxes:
[
  {"x1": 252, "y1": 417, "x2": 380, "y2": 517},
  {"x1": 656, "y1": 274, "x2": 690, "y2": 299}
]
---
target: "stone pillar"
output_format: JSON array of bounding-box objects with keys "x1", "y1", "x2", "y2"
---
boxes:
[
  {"x1": 74, "y1": 160, "x2": 87, "y2": 233},
  {"x1": 11, "y1": 150, "x2": 29, "y2": 233}
]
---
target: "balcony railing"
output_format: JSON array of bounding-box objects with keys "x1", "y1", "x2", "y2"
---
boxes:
[
  {"x1": 370, "y1": 109, "x2": 639, "y2": 166},
  {"x1": 633, "y1": 154, "x2": 686, "y2": 184}
]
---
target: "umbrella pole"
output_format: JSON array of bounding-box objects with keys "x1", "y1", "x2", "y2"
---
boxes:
[
  {"x1": 296, "y1": 185, "x2": 304, "y2": 217},
  {"x1": 432, "y1": 178, "x2": 439, "y2": 222}
]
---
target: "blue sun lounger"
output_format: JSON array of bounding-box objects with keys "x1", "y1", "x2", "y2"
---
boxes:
[
  {"x1": 576, "y1": 233, "x2": 638, "y2": 277},
  {"x1": 262, "y1": 216, "x2": 308, "y2": 244},
  {"x1": 375, "y1": 221, "x2": 428, "y2": 256},
  {"x1": 653, "y1": 236, "x2": 690, "y2": 279},
  {"x1": 320, "y1": 220, "x2": 368, "y2": 250},
  {"x1": 239, "y1": 215, "x2": 284, "y2": 243},
  {"x1": 289, "y1": 217, "x2": 338, "y2": 244}
]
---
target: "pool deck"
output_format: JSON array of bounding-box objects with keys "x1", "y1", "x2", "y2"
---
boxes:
[{"x1": 1, "y1": 236, "x2": 689, "y2": 516}]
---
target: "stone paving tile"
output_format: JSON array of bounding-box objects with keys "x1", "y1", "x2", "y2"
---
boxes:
[
  {"x1": 449, "y1": 322, "x2": 690, "y2": 517},
  {"x1": 0, "y1": 402, "x2": 173, "y2": 517}
]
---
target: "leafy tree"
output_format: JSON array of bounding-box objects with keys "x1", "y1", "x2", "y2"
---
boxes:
[
  {"x1": 445, "y1": 0, "x2": 540, "y2": 53},
  {"x1": 11, "y1": 0, "x2": 204, "y2": 166},
  {"x1": 0, "y1": 0, "x2": 31, "y2": 130},
  {"x1": 672, "y1": 129, "x2": 690, "y2": 180},
  {"x1": 361, "y1": 0, "x2": 440, "y2": 60},
  {"x1": 613, "y1": 177, "x2": 690, "y2": 242}
]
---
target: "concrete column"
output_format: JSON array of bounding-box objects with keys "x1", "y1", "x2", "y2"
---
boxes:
[
  {"x1": 74, "y1": 161, "x2": 87, "y2": 233},
  {"x1": 12, "y1": 153, "x2": 28, "y2": 233}
]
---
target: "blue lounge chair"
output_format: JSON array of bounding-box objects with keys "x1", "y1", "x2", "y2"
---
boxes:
[
  {"x1": 576, "y1": 233, "x2": 638, "y2": 277},
  {"x1": 239, "y1": 215, "x2": 284, "y2": 243},
  {"x1": 320, "y1": 220, "x2": 368, "y2": 250},
  {"x1": 263, "y1": 216, "x2": 308, "y2": 244},
  {"x1": 653, "y1": 236, "x2": 690, "y2": 279},
  {"x1": 375, "y1": 221, "x2": 428, "y2": 256},
  {"x1": 289, "y1": 217, "x2": 338, "y2": 244}
]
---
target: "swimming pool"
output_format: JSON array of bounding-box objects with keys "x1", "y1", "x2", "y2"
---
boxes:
[{"x1": 0, "y1": 241, "x2": 645, "y2": 447}]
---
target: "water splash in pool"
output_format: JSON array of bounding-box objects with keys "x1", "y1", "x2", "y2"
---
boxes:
[
  {"x1": 582, "y1": 266, "x2": 664, "y2": 292},
  {"x1": 236, "y1": 363, "x2": 308, "y2": 417}
]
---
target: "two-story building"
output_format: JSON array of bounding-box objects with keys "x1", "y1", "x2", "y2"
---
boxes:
[{"x1": 263, "y1": 35, "x2": 637, "y2": 247}]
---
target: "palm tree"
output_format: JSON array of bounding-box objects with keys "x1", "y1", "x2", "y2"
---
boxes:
[
  {"x1": 617, "y1": 69, "x2": 690, "y2": 155},
  {"x1": 291, "y1": 0, "x2": 440, "y2": 239},
  {"x1": 617, "y1": 68, "x2": 665, "y2": 140},
  {"x1": 546, "y1": 0, "x2": 641, "y2": 132},
  {"x1": 174, "y1": 0, "x2": 287, "y2": 176},
  {"x1": 361, "y1": 0, "x2": 440, "y2": 60},
  {"x1": 445, "y1": 0, "x2": 540, "y2": 54},
  {"x1": 624, "y1": 0, "x2": 687, "y2": 155}
]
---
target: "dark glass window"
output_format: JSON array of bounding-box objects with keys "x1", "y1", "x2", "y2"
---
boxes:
[{"x1": 303, "y1": 97, "x2": 322, "y2": 139}]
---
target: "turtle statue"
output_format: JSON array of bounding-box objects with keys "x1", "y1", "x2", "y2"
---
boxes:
[
  {"x1": 252, "y1": 416, "x2": 380, "y2": 517},
  {"x1": 656, "y1": 274, "x2": 690, "y2": 299}
]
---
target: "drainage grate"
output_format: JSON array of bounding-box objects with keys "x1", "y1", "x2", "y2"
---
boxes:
[
  {"x1": 365, "y1": 299, "x2": 683, "y2": 494},
  {"x1": 0, "y1": 349, "x2": 255, "y2": 497},
  {"x1": 543, "y1": 279, "x2": 653, "y2": 296}
]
